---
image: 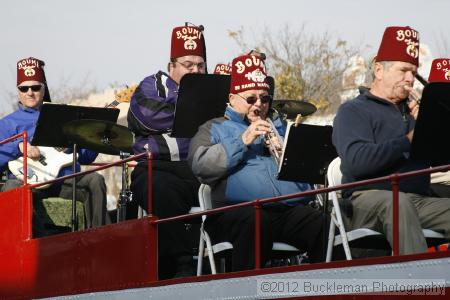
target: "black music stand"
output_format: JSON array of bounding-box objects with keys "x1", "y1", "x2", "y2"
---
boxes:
[
  {"x1": 277, "y1": 123, "x2": 337, "y2": 185},
  {"x1": 31, "y1": 104, "x2": 119, "y2": 231},
  {"x1": 277, "y1": 122, "x2": 337, "y2": 259},
  {"x1": 172, "y1": 74, "x2": 275, "y2": 138},
  {"x1": 411, "y1": 82, "x2": 450, "y2": 166},
  {"x1": 172, "y1": 74, "x2": 229, "y2": 138}
]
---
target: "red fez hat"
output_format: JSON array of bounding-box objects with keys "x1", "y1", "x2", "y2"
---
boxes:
[
  {"x1": 170, "y1": 24, "x2": 206, "y2": 61},
  {"x1": 16, "y1": 57, "x2": 51, "y2": 102},
  {"x1": 214, "y1": 63, "x2": 231, "y2": 75},
  {"x1": 428, "y1": 58, "x2": 450, "y2": 82},
  {"x1": 17, "y1": 57, "x2": 46, "y2": 86},
  {"x1": 375, "y1": 26, "x2": 420, "y2": 66},
  {"x1": 230, "y1": 54, "x2": 270, "y2": 93}
]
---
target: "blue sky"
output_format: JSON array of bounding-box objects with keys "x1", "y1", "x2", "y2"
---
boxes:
[{"x1": 1, "y1": 0, "x2": 449, "y2": 115}]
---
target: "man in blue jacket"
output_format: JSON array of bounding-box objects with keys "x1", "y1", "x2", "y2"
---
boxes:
[
  {"x1": 332, "y1": 26, "x2": 450, "y2": 255},
  {"x1": 127, "y1": 24, "x2": 206, "y2": 279},
  {"x1": 188, "y1": 53, "x2": 328, "y2": 271},
  {"x1": 0, "y1": 57, "x2": 110, "y2": 233}
]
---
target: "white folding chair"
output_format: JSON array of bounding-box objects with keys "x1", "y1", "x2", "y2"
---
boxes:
[
  {"x1": 196, "y1": 184, "x2": 303, "y2": 276},
  {"x1": 196, "y1": 184, "x2": 233, "y2": 275},
  {"x1": 326, "y1": 157, "x2": 447, "y2": 262}
]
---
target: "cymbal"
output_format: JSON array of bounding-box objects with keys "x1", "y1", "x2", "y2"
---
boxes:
[
  {"x1": 272, "y1": 100, "x2": 317, "y2": 118},
  {"x1": 63, "y1": 119, "x2": 133, "y2": 155}
]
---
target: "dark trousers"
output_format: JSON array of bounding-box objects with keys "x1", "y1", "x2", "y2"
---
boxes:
[
  {"x1": 2, "y1": 172, "x2": 110, "y2": 230},
  {"x1": 205, "y1": 205, "x2": 329, "y2": 271},
  {"x1": 127, "y1": 161, "x2": 200, "y2": 279}
]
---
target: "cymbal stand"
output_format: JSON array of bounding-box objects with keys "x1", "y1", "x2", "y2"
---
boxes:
[
  {"x1": 71, "y1": 143, "x2": 78, "y2": 231},
  {"x1": 117, "y1": 151, "x2": 133, "y2": 222}
]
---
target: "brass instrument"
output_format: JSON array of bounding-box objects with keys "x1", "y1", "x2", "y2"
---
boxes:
[
  {"x1": 255, "y1": 109, "x2": 284, "y2": 166},
  {"x1": 255, "y1": 99, "x2": 316, "y2": 166},
  {"x1": 265, "y1": 118, "x2": 284, "y2": 166},
  {"x1": 410, "y1": 73, "x2": 428, "y2": 105}
]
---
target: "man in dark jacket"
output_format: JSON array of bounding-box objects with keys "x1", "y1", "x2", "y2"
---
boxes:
[
  {"x1": 126, "y1": 23, "x2": 206, "y2": 279},
  {"x1": 332, "y1": 26, "x2": 450, "y2": 254}
]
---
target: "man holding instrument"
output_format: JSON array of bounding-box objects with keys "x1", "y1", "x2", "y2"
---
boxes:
[
  {"x1": 0, "y1": 57, "x2": 110, "y2": 234},
  {"x1": 188, "y1": 52, "x2": 328, "y2": 271},
  {"x1": 333, "y1": 26, "x2": 450, "y2": 255}
]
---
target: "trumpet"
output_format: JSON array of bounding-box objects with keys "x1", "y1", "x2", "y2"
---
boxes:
[
  {"x1": 265, "y1": 118, "x2": 284, "y2": 166},
  {"x1": 255, "y1": 109, "x2": 284, "y2": 166}
]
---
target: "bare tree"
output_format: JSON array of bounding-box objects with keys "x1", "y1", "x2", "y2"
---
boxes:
[
  {"x1": 49, "y1": 72, "x2": 99, "y2": 104},
  {"x1": 229, "y1": 24, "x2": 362, "y2": 114}
]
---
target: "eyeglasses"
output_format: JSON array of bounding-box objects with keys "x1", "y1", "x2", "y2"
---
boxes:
[
  {"x1": 175, "y1": 60, "x2": 206, "y2": 71},
  {"x1": 234, "y1": 93, "x2": 272, "y2": 105},
  {"x1": 18, "y1": 85, "x2": 43, "y2": 93}
]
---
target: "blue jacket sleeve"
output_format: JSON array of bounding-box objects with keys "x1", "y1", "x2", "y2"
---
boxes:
[
  {"x1": 188, "y1": 120, "x2": 249, "y2": 185},
  {"x1": 0, "y1": 120, "x2": 22, "y2": 171}
]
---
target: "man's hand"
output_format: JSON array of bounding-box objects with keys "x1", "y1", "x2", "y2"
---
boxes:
[
  {"x1": 241, "y1": 119, "x2": 271, "y2": 146},
  {"x1": 404, "y1": 85, "x2": 421, "y2": 120},
  {"x1": 18, "y1": 142, "x2": 41, "y2": 160}
]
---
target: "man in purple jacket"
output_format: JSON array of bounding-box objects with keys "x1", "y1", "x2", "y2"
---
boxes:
[{"x1": 127, "y1": 23, "x2": 206, "y2": 279}]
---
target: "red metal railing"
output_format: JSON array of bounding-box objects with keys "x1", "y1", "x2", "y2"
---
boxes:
[
  {"x1": 29, "y1": 152, "x2": 153, "y2": 214},
  {"x1": 159, "y1": 162, "x2": 450, "y2": 267},
  {"x1": 3, "y1": 132, "x2": 450, "y2": 278},
  {"x1": 0, "y1": 132, "x2": 28, "y2": 185}
]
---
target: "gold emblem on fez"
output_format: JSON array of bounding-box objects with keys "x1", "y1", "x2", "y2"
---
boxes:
[
  {"x1": 184, "y1": 37, "x2": 198, "y2": 50},
  {"x1": 405, "y1": 39, "x2": 419, "y2": 58},
  {"x1": 244, "y1": 69, "x2": 266, "y2": 82},
  {"x1": 23, "y1": 66, "x2": 36, "y2": 77},
  {"x1": 444, "y1": 69, "x2": 450, "y2": 81}
]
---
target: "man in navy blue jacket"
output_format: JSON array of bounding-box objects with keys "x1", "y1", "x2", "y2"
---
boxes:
[
  {"x1": 0, "y1": 57, "x2": 110, "y2": 232},
  {"x1": 126, "y1": 24, "x2": 206, "y2": 279},
  {"x1": 332, "y1": 26, "x2": 450, "y2": 255}
]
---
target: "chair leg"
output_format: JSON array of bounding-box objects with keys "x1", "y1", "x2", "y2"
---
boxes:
[
  {"x1": 137, "y1": 206, "x2": 147, "y2": 219},
  {"x1": 335, "y1": 218, "x2": 353, "y2": 260},
  {"x1": 330, "y1": 194, "x2": 353, "y2": 260},
  {"x1": 197, "y1": 230, "x2": 206, "y2": 276},
  {"x1": 326, "y1": 212, "x2": 337, "y2": 262},
  {"x1": 204, "y1": 231, "x2": 217, "y2": 274}
]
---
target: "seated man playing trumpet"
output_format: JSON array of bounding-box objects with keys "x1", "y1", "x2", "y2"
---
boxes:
[
  {"x1": 188, "y1": 52, "x2": 329, "y2": 271},
  {"x1": 332, "y1": 26, "x2": 450, "y2": 255}
]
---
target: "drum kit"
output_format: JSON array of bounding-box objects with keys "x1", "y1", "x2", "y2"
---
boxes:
[
  {"x1": 61, "y1": 99, "x2": 317, "y2": 222},
  {"x1": 62, "y1": 119, "x2": 135, "y2": 222},
  {"x1": 272, "y1": 100, "x2": 317, "y2": 119}
]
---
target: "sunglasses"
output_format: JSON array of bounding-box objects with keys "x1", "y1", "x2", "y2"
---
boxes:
[
  {"x1": 235, "y1": 93, "x2": 272, "y2": 105},
  {"x1": 18, "y1": 85, "x2": 43, "y2": 93}
]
